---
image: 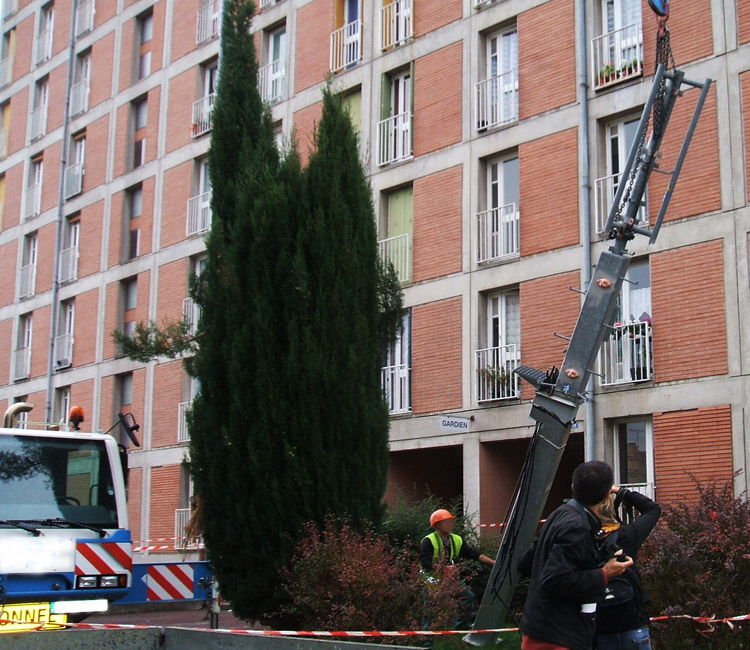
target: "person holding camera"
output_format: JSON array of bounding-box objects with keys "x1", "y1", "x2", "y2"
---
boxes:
[{"x1": 595, "y1": 486, "x2": 661, "y2": 650}]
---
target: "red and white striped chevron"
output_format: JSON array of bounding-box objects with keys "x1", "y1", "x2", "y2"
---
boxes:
[
  {"x1": 147, "y1": 563, "x2": 195, "y2": 601},
  {"x1": 75, "y1": 541, "x2": 133, "y2": 581}
]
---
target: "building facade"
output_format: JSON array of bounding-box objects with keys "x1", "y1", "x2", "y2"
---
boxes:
[{"x1": 0, "y1": 0, "x2": 748, "y2": 558}]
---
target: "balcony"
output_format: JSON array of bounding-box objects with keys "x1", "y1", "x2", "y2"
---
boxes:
[
  {"x1": 59, "y1": 245, "x2": 79, "y2": 284},
  {"x1": 620, "y1": 482, "x2": 655, "y2": 500},
  {"x1": 186, "y1": 190, "x2": 212, "y2": 236},
  {"x1": 64, "y1": 162, "x2": 83, "y2": 199},
  {"x1": 18, "y1": 263, "x2": 36, "y2": 299},
  {"x1": 380, "y1": 0, "x2": 412, "y2": 51},
  {"x1": 174, "y1": 507, "x2": 202, "y2": 550},
  {"x1": 381, "y1": 363, "x2": 410, "y2": 414},
  {"x1": 70, "y1": 79, "x2": 89, "y2": 117},
  {"x1": 178, "y1": 401, "x2": 191, "y2": 443},
  {"x1": 475, "y1": 344, "x2": 520, "y2": 402},
  {"x1": 0, "y1": 55, "x2": 12, "y2": 87},
  {"x1": 378, "y1": 233, "x2": 411, "y2": 284},
  {"x1": 474, "y1": 0, "x2": 500, "y2": 8},
  {"x1": 377, "y1": 111, "x2": 411, "y2": 166},
  {"x1": 30, "y1": 104, "x2": 47, "y2": 141},
  {"x1": 183, "y1": 297, "x2": 201, "y2": 335},
  {"x1": 35, "y1": 28, "x2": 53, "y2": 66},
  {"x1": 475, "y1": 70, "x2": 518, "y2": 131},
  {"x1": 476, "y1": 203, "x2": 519, "y2": 263},
  {"x1": 54, "y1": 333, "x2": 73, "y2": 369},
  {"x1": 599, "y1": 319, "x2": 653, "y2": 385},
  {"x1": 191, "y1": 93, "x2": 215, "y2": 138},
  {"x1": 592, "y1": 23, "x2": 643, "y2": 90},
  {"x1": 330, "y1": 20, "x2": 362, "y2": 73},
  {"x1": 24, "y1": 182, "x2": 42, "y2": 220},
  {"x1": 594, "y1": 173, "x2": 648, "y2": 233},
  {"x1": 258, "y1": 59, "x2": 285, "y2": 105},
  {"x1": 13, "y1": 347, "x2": 30, "y2": 381},
  {"x1": 196, "y1": 1, "x2": 222, "y2": 45},
  {"x1": 75, "y1": 0, "x2": 95, "y2": 38}
]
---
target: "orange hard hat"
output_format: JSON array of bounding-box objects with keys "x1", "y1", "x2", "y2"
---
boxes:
[{"x1": 430, "y1": 509, "x2": 455, "y2": 528}]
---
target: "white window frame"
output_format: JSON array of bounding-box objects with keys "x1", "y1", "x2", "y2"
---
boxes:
[{"x1": 613, "y1": 418, "x2": 654, "y2": 499}]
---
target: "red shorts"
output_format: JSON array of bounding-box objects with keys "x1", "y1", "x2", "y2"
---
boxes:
[{"x1": 521, "y1": 635, "x2": 570, "y2": 650}]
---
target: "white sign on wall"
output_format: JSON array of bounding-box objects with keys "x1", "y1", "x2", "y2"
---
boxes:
[{"x1": 439, "y1": 415, "x2": 470, "y2": 433}]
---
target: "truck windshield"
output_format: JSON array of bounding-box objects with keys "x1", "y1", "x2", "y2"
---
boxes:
[{"x1": 0, "y1": 434, "x2": 119, "y2": 528}]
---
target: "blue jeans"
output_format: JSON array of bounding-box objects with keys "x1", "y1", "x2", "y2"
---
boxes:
[{"x1": 598, "y1": 627, "x2": 652, "y2": 650}]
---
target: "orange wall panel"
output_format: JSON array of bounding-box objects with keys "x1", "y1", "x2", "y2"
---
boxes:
[
  {"x1": 2, "y1": 162, "x2": 24, "y2": 231},
  {"x1": 414, "y1": 0, "x2": 462, "y2": 38},
  {"x1": 90, "y1": 32, "x2": 116, "y2": 111},
  {"x1": 295, "y1": 0, "x2": 333, "y2": 94},
  {"x1": 73, "y1": 290, "x2": 99, "y2": 368},
  {"x1": 642, "y1": 0, "x2": 713, "y2": 69},
  {"x1": 161, "y1": 161, "x2": 192, "y2": 248},
  {"x1": 293, "y1": 100, "x2": 323, "y2": 166},
  {"x1": 6, "y1": 88, "x2": 29, "y2": 157},
  {"x1": 166, "y1": 67, "x2": 196, "y2": 154},
  {"x1": 151, "y1": 360, "x2": 184, "y2": 449},
  {"x1": 171, "y1": 0, "x2": 203, "y2": 63},
  {"x1": 83, "y1": 115, "x2": 110, "y2": 193},
  {"x1": 78, "y1": 200, "x2": 104, "y2": 279},
  {"x1": 149, "y1": 465, "x2": 182, "y2": 542},
  {"x1": 0, "y1": 242, "x2": 16, "y2": 307}
]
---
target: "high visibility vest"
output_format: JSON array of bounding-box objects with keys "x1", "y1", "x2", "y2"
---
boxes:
[{"x1": 423, "y1": 531, "x2": 463, "y2": 565}]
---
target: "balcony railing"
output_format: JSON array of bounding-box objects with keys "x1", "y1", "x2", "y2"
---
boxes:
[
  {"x1": 476, "y1": 203, "x2": 519, "y2": 263},
  {"x1": 475, "y1": 70, "x2": 518, "y2": 131},
  {"x1": 0, "y1": 55, "x2": 13, "y2": 87},
  {"x1": 380, "y1": 0, "x2": 412, "y2": 51},
  {"x1": 183, "y1": 297, "x2": 201, "y2": 335},
  {"x1": 599, "y1": 320, "x2": 653, "y2": 385},
  {"x1": 191, "y1": 93, "x2": 215, "y2": 137},
  {"x1": 258, "y1": 59, "x2": 285, "y2": 105},
  {"x1": 19, "y1": 263, "x2": 36, "y2": 298},
  {"x1": 178, "y1": 401, "x2": 191, "y2": 443},
  {"x1": 259, "y1": 0, "x2": 279, "y2": 7},
  {"x1": 476, "y1": 344, "x2": 519, "y2": 402},
  {"x1": 174, "y1": 507, "x2": 202, "y2": 550},
  {"x1": 381, "y1": 363, "x2": 410, "y2": 414},
  {"x1": 24, "y1": 182, "x2": 42, "y2": 219},
  {"x1": 377, "y1": 111, "x2": 411, "y2": 166},
  {"x1": 187, "y1": 190, "x2": 212, "y2": 236},
  {"x1": 196, "y1": 1, "x2": 222, "y2": 45},
  {"x1": 70, "y1": 79, "x2": 90, "y2": 117},
  {"x1": 30, "y1": 104, "x2": 47, "y2": 141},
  {"x1": 378, "y1": 233, "x2": 411, "y2": 283},
  {"x1": 75, "y1": 0, "x2": 95, "y2": 38},
  {"x1": 13, "y1": 347, "x2": 30, "y2": 381},
  {"x1": 64, "y1": 162, "x2": 83, "y2": 199},
  {"x1": 59, "y1": 245, "x2": 79, "y2": 283},
  {"x1": 474, "y1": 0, "x2": 499, "y2": 8},
  {"x1": 592, "y1": 23, "x2": 643, "y2": 90},
  {"x1": 594, "y1": 172, "x2": 648, "y2": 233},
  {"x1": 620, "y1": 482, "x2": 655, "y2": 500},
  {"x1": 330, "y1": 20, "x2": 362, "y2": 73},
  {"x1": 35, "y1": 28, "x2": 53, "y2": 65},
  {"x1": 54, "y1": 333, "x2": 73, "y2": 369}
]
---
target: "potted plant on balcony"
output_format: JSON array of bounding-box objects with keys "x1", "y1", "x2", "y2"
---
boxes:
[
  {"x1": 598, "y1": 62, "x2": 616, "y2": 86},
  {"x1": 478, "y1": 365, "x2": 513, "y2": 399}
]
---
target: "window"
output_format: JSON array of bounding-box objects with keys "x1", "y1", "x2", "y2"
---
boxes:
[
  {"x1": 614, "y1": 419, "x2": 654, "y2": 498},
  {"x1": 13, "y1": 396, "x2": 29, "y2": 429},
  {"x1": 136, "y1": 11, "x2": 153, "y2": 80},
  {"x1": 55, "y1": 300, "x2": 75, "y2": 369},
  {"x1": 25, "y1": 157, "x2": 43, "y2": 219},
  {"x1": 193, "y1": 61, "x2": 217, "y2": 136},
  {"x1": 378, "y1": 67, "x2": 412, "y2": 165},
  {"x1": 19, "y1": 233, "x2": 38, "y2": 299},
  {"x1": 593, "y1": 0, "x2": 643, "y2": 87},
  {"x1": 128, "y1": 229, "x2": 140, "y2": 259},
  {"x1": 74, "y1": 0, "x2": 95, "y2": 38},
  {"x1": 382, "y1": 310, "x2": 411, "y2": 414},
  {"x1": 132, "y1": 98, "x2": 147, "y2": 169},
  {"x1": 380, "y1": 0, "x2": 412, "y2": 51},
  {"x1": 477, "y1": 27, "x2": 518, "y2": 130},
  {"x1": 196, "y1": 0, "x2": 221, "y2": 44},
  {"x1": 125, "y1": 183, "x2": 143, "y2": 261},
  {"x1": 71, "y1": 50, "x2": 91, "y2": 116},
  {"x1": 122, "y1": 277, "x2": 137, "y2": 339},
  {"x1": 127, "y1": 184, "x2": 143, "y2": 219},
  {"x1": 54, "y1": 386, "x2": 71, "y2": 427},
  {"x1": 187, "y1": 159, "x2": 212, "y2": 235},
  {"x1": 60, "y1": 217, "x2": 79, "y2": 283},
  {"x1": 36, "y1": 3, "x2": 54, "y2": 65},
  {"x1": 118, "y1": 372, "x2": 133, "y2": 410},
  {"x1": 0, "y1": 102, "x2": 9, "y2": 157},
  {"x1": 477, "y1": 290, "x2": 520, "y2": 401},
  {"x1": 64, "y1": 133, "x2": 85, "y2": 198},
  {"x1": 30, "y1": 77, "x2": 49, "y2": 141},
  {"x1": 134, "y1": 96, "x2": 148, "y2": 130},
  {"x1": 14, "y1": 313, "x2": 32, "y2": 380},
  {"x1": 330, "y1": 0, "x2": 362, "y2": 72},
  {"x1": 1, "y1": 29, "x2": 14, "y2": 86},
  {"x1": 478, "y1": 155, "x2": 519, "y2": 263},
  {"x1": 380, "y1": 185, "x2": 412, "y2": 283},
  {"x1": 259, "y1": 26, "x2": 285, "y2": 104}
]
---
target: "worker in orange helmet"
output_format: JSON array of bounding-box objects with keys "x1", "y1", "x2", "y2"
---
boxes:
[{"x1": 419, "y1": 509, "x2": 495, "y2": 632}]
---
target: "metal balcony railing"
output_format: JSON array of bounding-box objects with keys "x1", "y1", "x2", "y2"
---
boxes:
[
  {"x1": 70, "y1": 79, "x2": 89, "y2": 117},
  {"x1": 183, "y1": 297, "x2": 201, "y2": 335},
  {"x1": 592, "y1": 23, "x2": 643, "y2": 90},
  {"x1": 13, "y1": 347, "x2": 30, "y2": 381},
  {"x1": 64, "y1": 162, "x2": 83, "y2": 199},
  {"x1": 330, "y1": 20, "x2": 362, "y2": 73},
  {"x1": 476, "y1": 344, "x2": 520, "y2": 402},
  {"x1": 0, "y1": 55, "x2": 13, "y2": 87},
  {"x1": 196, "y1": 1, "x2": 222, "y2": 45},
  {"x1": 594, "y1": 173, "x2": 648, "y2": 233},
  {"x1": 75, "y1": 0, "x2": 95, "y2": 38},
  {"x1": 476, "y1": 203, "x2": 519, "y2": 263},
  {"x1": 18, "y1": 263, "x2": 36, "y2": 298},
  {"x1": 174, "y1": 507, "x2": 202, "y2": 549},
  {"x1": 59, "y1": 245, "x2": 79, "y2": 284},
  {"x1": 24, "y1": 182, "x2": 42, "y2": 219},
  {"x1": 474, "y1": 0, "x2": 499, "y2": 8},
  {"x1": 380, "y1": 0, "x2": 412, "y2": 51},
  {"x1": 599, "y1": 320, "x2": 653, "y2": 385},
  {"x1": 186, "y1": 190, "x2": 212, "y2": 236},
  {"x1": 259, "y1": 0, "x2": 279, "y2": 8},
  {"x1": 54, "y1": 333, "x2": 73, "y2": 369},
  {"x1": 30, "y1": 104, "x2": 47, "y2": 141},
  {"x1": 620, "y1": 482, "x2": 655, "y2": 500},
  {"x1": 258, "y1": 59, "x2": 285, "y2": 105},
  {"x1": 377, "y1": 111, "x2": 411, "y2": 166},
  {"x1": 191, "y1": 93, "x2": 215, "y2": 137},
  {"x1": 378, "y1": 233, "x2": 411, "y2": 283},
  {"x1": 178, "y1": 401, "x2": 191, "y2": 443},
  {"x1": 381, "y1": 363, "x2": 410, "y2": 414},
  {"x1": 475, "y1": 69, "x2": 518, "y2": 131},
  {"x1": 35, "y1": 28, "x2": 53, "y2": 66}
]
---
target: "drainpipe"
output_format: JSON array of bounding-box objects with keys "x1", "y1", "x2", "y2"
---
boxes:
[
  {"x1": 45, "y1": 0, "x2": 79, "y2": 424},
  {"x1": 576, "y1": 0, "x2": 595, "y2": 461}
]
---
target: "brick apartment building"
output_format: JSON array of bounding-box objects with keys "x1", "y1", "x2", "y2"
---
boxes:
[{"x1": 0, "y1": 0, "x2": 748, "y2": 560}]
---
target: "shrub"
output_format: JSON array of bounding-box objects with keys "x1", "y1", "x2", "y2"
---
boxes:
[{"x1": 639, "y1": 475, "x2": 750, "y2": 648}]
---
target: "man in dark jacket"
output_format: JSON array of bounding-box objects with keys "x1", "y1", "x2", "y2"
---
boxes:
[{"x1": 518, "y1": 461, "x2": 634, "y2": 650}]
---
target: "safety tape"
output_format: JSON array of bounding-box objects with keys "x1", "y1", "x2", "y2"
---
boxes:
[
  {"x1": 478, "y1": 519, "x2": 546, "y2": 528},
  {"x1": 133, "y1": 544, "x2": 205, "y2": 552}
]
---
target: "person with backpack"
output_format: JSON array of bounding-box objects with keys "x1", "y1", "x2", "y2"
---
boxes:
[{"x1": 595, "y1": 486, "x2": 662, "y2": 650}]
